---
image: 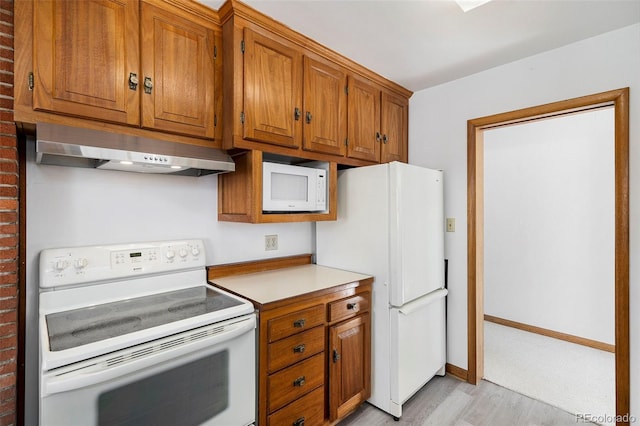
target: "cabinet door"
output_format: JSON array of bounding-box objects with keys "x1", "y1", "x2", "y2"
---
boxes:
[
  {"x1": 243, "y1": 28, "x2": 303, "y2": 148},
  {"x1": 33, "y1": 0, "x2": 140, "y2": 125},
  {"x1": 140, "y1": 1, "x2": 217, "y2": 139},
  {"x1": 302, "y1": 57, "x2": 347, "y2": 156},
  {"x1": 347, "y1": 75, "x2": 381, "y2": 162},
  {"x1": 381, "y1": 92, "x2": 408, "y2": 163},
  {"x1": 329, "y1": 313, "x2": 371, "y2": 421}
]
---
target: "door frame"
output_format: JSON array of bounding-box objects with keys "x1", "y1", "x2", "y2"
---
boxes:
[{"x1": 467, "y1": 88, "x2": 629, "y2": 421}]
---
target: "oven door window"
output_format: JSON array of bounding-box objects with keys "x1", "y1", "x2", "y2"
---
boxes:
[{"x1": 99, "y1": 351, "x2": 228, "y2": 426}]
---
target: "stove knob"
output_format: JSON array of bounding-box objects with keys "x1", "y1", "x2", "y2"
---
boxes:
[
  {"x1": 165, "y1": 249, "x2": 176, "y2": 261},
  {"x1": 54, "y1": 260, "x2": 68, "y2": 271},
  {"x1": 191, "y1": 246, "x2": 200, "y2": 257},
  {"x1": 74, "y1": 258, "x2": 88, "y2": 269},
  {"x1": 178, "y1": 248, "x2": 188, "y2": 258}
]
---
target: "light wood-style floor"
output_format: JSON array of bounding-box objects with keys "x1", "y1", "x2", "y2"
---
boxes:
[{"x1": 338, "y1": 374, "x2": 596, "y2": 425}]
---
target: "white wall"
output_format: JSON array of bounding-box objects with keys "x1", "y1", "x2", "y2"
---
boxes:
[
  {"x1": 24, "y1": 139, "x2": 313, "y2": 423},
  {"x1": 484, "y1": 108, "x2": 615, "y2": 344},
  {"x1": 409, "y1": 23, "x2": 639, "y2": 417}
]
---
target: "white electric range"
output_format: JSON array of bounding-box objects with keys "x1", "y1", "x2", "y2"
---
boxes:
[{"x1": 38, "y1": 239, "x2": 256, "y2": 426}]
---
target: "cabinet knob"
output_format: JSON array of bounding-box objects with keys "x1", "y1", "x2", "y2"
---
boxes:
[
  {"x1": 382, "y1": 134, "x2": 389, "y2": 144},
  {"x1": 128, "y1": 73, "x2": 138, "y2": 90},
  {"x1": 143, "y1": 76, "x2": 153, "y2": 94},
  {"x1": 293, "y1": 376, "x2": 306, "y2": 387},
  {"x1": 293, "y1": 344, "x2": 306, "y2": 353},
  {"x1": 293, "y1": 417, "x2": 305, "y2": 426},
  {"x1": 347, "y1": 302, "x2": 358, "y2": 311},
  {"x1": 333, "y1": 349, "x2": 341, "y2": 363},
  {"x1": 305, "y1": 111, "x2": 313, "y2": 124},
  {"x1": 294, "y1": 107, "x2": 301, "y2": 121},
  {"x1": 293, "y1": 319, "x2": 306, "y2": 328},
  {"x1": 376, "y1": 132, "x2": 381, "y2": 142}
]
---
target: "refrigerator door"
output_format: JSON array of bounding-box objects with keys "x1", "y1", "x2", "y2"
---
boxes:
[
  {"x1": 316, "y1": 163, "x2": 392, "y2": 411},
  {"x1": 389, "y1": 162, "x2": 444, "y2": 306},
  {"x1": 390, "y1": 288, "x2": 447, "y2": 412}
]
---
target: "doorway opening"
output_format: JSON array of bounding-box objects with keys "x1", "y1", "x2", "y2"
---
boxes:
[{"x1": 466, "y1": 88, "x2": 629, "y2": 421}]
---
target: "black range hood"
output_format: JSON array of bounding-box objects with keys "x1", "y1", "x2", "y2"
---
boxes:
[{"x1": 35, "y1": 122, "x2": 235, "y2": 177}]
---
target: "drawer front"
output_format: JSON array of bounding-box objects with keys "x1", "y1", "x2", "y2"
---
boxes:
[
  {"x1": 328, "y1": 293, "x2": 370, "y2": 323},
  {"x1": 268, "y1": 326, "x2": 325, "y2": 373},
  {"x1": 268, "y1": 304, "x2": 325, "y2": 342},
  {"x1": 267, "y1": 385, "x2": 325, "y2": 426},
  {"x1": 268, "y1": 353, "x2": 325, "y2": 413}
]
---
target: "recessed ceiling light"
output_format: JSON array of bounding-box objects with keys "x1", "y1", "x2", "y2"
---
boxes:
[{"x1": 455, "y1": 0, "x2": 492, "y2": 12}]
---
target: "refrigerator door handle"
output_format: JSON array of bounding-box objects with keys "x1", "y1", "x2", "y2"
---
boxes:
[{"x1": 397, "y1": 289, "x2": 448, "y2": 316}]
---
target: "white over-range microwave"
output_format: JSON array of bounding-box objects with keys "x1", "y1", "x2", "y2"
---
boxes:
[{"x1": 262, "y1": 161, "x2": 327, "y2": 212}]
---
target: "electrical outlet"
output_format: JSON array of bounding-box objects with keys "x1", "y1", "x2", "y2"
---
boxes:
[
  {"x1": 446, "y1": 218, "x2": 456, "y2": 232},
  {"x1": 265, "y1": 234, "x2": 278, "y2": 251}
]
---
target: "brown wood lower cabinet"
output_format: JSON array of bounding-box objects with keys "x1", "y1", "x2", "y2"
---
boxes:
[
  {"x1": 329, "y1": 313, "x2": 371, "y2": 421},
  {"x1": 208, "y1": 260, "x2": 372, "y2": 425},
  {"x1": 259, "y1": 287, "x2": 371, "y2": 425}
]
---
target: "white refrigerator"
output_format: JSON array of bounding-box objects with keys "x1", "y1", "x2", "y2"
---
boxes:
[{"x1": 316, "y1": 161, "x2": 447, "y2": 419}]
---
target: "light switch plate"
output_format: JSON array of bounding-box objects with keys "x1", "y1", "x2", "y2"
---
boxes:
[{"x1": 446, "y1": 218, "x2": 456, "y2": 232}]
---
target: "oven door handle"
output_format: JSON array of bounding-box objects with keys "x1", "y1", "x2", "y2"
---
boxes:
[{"x1": 42, "y1": 315, "x2": 255, "y2": 396}]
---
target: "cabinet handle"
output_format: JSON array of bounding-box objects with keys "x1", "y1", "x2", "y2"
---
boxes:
[
  {"x1": 294, "y1": 107, "x2": 301, "y2": 121},
  {"x1": 143, "y1": 76, "x2": 153, "y2": 94},
  {"x1": 347, "y1": 302, "x2": 358, "y2": 311},
  {"x1": 293, "y1": 344, "x2": 306, "y2": 353},
  {"x1": 305, "y1": 111, "x2": 312, "y2": 124},
  {"x1": 382, "y1": 134, "x2": 389, "y2": 144},
  {"x1": 376, "y1": 132, "x2": 381, "y2": 142},
  {"x1": 293, "y1": 417, "x2": 305, "y2": 426},
  {"x1": 128, "y1": 73, "x2": 138, "y2": 91},
  {"x1": 333, "y1": 349, "x2": 341, "y2": 363},
  {"x1": 293, "y1": 376, "x2": 306, "y2": 387},
  {"x1": 293, "y1": 319, "x2": 306, "y2": 328}
]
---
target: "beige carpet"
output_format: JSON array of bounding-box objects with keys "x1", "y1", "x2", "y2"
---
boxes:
[{"x1": 483, "y1": 321, "x2": 615, "y2": 426}]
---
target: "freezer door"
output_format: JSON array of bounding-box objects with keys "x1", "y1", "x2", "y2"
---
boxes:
[
  {"x1": 390, "y1": 289, "x2": 447, "y2": 411},
  {"x1": 389, "y1": 162, "x2": 444, "y2": 306}
]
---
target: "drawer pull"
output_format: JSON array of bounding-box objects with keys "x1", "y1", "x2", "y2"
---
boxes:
[
  {"x1": 293, "y1": 376, "x2": 306, "y2": 387},
  {"x1": 347, "y1": 302, "x2": 358, "y2": 311},
  {"x1": 293, "y1": 344, "x2": 306, "y2": 353},
  {"x1": 293, "y1": 417, "x2": 305, "y2": 426},
  {"x1": 293, "y1": 319, "x2": 306, "y2": 328}
]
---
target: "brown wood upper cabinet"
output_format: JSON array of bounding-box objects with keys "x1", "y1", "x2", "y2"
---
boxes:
[
  {"x1": 27, "y1": 0, "x2": 220, "y2": 141},
  {"x1": 302, "y1": 56, "x2": 348, "y2": 157},
  {"x1": 220, "y1": 0, "x2": 410, "y2": 167},
  {"x1": 241, "y1": 28, "x2": 348, "y2": 156},
  {"x1": 243, "y1": 28, "x2": 303, "y2": 148},
  {"x1": 348, "y1": 74, "x2": 408, "y2": 163}
]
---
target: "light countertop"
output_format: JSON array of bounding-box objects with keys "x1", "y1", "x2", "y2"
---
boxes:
[{"x1": 210, "y1": 264, "x2": 372, "y2": 305}]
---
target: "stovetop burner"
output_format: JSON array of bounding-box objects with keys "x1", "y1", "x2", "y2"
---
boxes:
[{"x1": 46, "y1": 286, "x2": 244, "y2": 352}]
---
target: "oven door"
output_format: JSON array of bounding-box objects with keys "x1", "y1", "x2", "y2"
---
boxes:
[{"x1": 40, "y1": 314, "x2": 256, "y2": 426}]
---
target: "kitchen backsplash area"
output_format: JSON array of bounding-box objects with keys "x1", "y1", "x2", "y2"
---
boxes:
[{"x1": 24, "y1": 136, "x2": 313, "y2": 425}]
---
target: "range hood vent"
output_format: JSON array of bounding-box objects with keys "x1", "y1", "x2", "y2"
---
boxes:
[{"x1": 35, "y1": 123, "x2": 235, "y2": 177}]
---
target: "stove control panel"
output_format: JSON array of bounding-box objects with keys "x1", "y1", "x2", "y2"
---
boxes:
[{"x1": 40, "y1": 240, "x2": 206, "y2": 289}]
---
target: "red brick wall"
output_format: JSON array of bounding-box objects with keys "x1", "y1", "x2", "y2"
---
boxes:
[{"x1": 0, "y1": 0, "x2": 17, "y2": 424}]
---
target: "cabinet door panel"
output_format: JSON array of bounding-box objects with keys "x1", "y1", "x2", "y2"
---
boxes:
[
  {"x1": 33, "y1": 0, "x2": 140, "y2": 125},
  {"x1": 243, "y1": 28, "x2": 303, "y2": 148},
  {"x1": 347, "y1": 76, "x2": 380, "y2": 162},
  {"x1": 141, "y1": 2, "x2": 216, "y2": 139},
  {"x1": 381, "y1": 92, "x2": 408, "y2": 163},
  {"x1": 329, "y1": 313, "x2": 371, "y2": 421},
  {"x1": 303, "y1": 57, "x2": 347, "y2": 156}
]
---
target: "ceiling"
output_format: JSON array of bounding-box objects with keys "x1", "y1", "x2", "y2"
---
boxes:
[{"x1": 201, "y1": 0, "x2": 640, "y2": 93}]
